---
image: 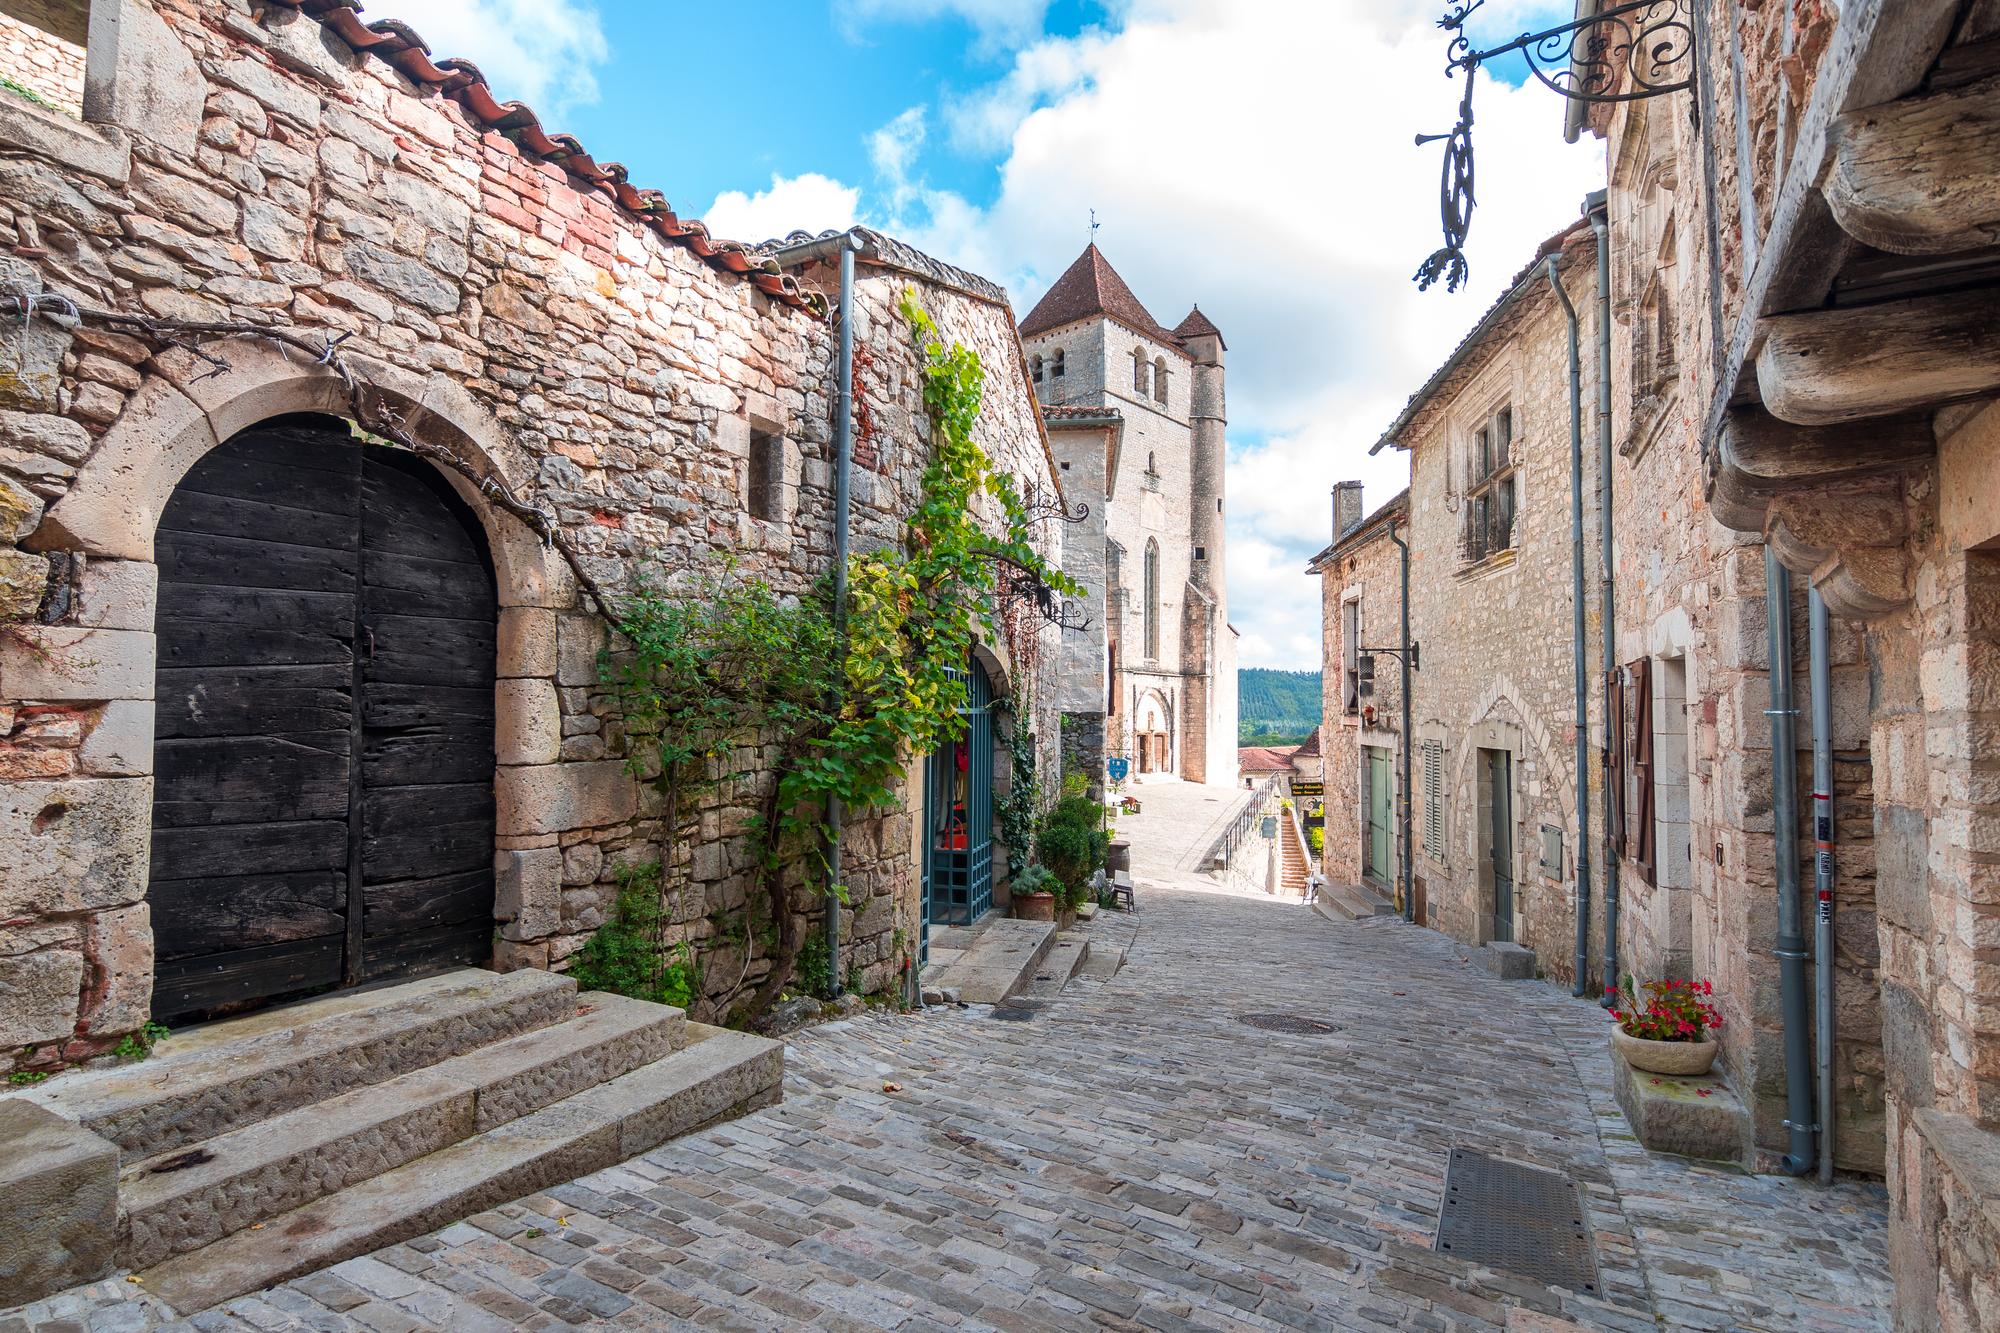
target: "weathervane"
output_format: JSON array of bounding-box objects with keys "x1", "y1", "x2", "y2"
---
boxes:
[
  {"x1": 1089, "y1": 208, "x2": 1100, "y2": 246},
  {"x1": 1413, "y1": 0, "x2": 1696, "y2": 293}
]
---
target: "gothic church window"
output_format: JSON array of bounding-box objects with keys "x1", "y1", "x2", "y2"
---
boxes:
[
  {"x1": 1051, "y1": 348, "x2": 1065, "y2": 378},
  {"x1": 1031, "y1": 354, "x2": 1044, "y2": 383},
  {"x1": 1132, "y1": 347, "x2": 1149, "y2": 396},
  {"x1": 1461, "y1": 405, "x2": 1517, "y2": 564},
  {"x1": 1143, "y1": 539, "x2": 1160, "y2": 661},
  {"x1": 1153, "y1": 358, "x2": 1169, "y2": 405}
]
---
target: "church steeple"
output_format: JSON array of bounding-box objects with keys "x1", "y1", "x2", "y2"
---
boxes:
[{"x1": 1019, "y1": 244, "x2": 1177, "y2": 344}]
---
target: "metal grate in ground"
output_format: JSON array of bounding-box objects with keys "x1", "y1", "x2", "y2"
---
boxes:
[{"x1": 1434, "y1": 1147, "x2": 1600, "y2": 1295}]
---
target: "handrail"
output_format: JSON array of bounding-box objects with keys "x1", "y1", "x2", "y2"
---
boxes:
[{"x1": 1207, "y1": 773, "x2": 1286, "y2": 871}]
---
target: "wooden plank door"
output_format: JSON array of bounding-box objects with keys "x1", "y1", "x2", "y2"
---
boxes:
[
  {"x1": 1365, "y1": 746, "x2": 1392, "y2": 886},
  {"x1": 356, "y1": 451, "x2": 496, "y2": 979},
  {"x1": 151, "y1": 427, "x2": 363, "y2": 1020},
  {"x1": 150, "y1": 426, "x2": 496, "y2": 1023},
  {"x1": 1488, "y1": 749, "x2": 1514, "y2": 943}
]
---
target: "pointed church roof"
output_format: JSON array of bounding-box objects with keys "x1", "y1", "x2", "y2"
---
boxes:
[
  {"x1": 1019, "y1": 244, "x2": 1178, "y2": 344},
  {"x1": 1173, "y1": 305, "x2": 1225, "y2": 350}
]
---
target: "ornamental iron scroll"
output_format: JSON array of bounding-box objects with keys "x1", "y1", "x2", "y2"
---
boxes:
[{"x1": 1414, "y1": 0, "x2": 1696, "y2": 293}]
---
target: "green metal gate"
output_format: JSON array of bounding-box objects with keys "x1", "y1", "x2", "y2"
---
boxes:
[{"x1": 922, "y1": 658, "x2": 995, "y2": 960}]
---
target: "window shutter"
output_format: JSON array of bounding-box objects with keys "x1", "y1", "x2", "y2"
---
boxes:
[
  {"x1": 1423, "y1": 740, "x2": 1444, "y2": 859},
  {"x1": 1605, "y1": 667, "x2": 1625, "y2": 860},
  {"x1": 1629, "y1": 658, "x2": 1656, "y2": 885}
]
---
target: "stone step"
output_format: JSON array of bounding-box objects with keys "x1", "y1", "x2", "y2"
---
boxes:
[
  {"x1": 118, "y1": 992, "x2": 685, "y2": 1270},
  {"x1": 1321, "y1": 882, "x2": 1396, "y2": 921},
  {"x1": 922, "y1": 918, "x2": 1058, "y2": 1005},
  {"x1": 20, "y1": 969, "x2": 579, "y2": 1159},
  {"x1": 138, "y1": 1025, "x2": 785, "y2": 1316},
  {"x1": 1015, "y1": 933, "x2": 1092, "y2": 1001}
]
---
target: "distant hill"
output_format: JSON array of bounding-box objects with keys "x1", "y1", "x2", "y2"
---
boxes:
[{"x1": 1239, "y1": 668, "x2": 1320, "y2": 745}]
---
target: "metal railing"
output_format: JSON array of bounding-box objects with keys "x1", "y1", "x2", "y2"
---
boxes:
[{"x1": 1208, "y1": 773, "x2": 1287, "y2": 872}]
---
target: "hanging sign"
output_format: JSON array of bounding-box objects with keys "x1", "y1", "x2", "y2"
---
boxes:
[{"x1": 1107, "y1": 757, "x2": 1130, "y2": 782}]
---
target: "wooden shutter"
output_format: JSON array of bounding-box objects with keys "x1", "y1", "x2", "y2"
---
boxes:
[
  {"x1": 1606, "y1": 667, "x2": 1625, "y2": 859},
  {"x1": 1629, "y1": 657, "x2": 1656, "y2": 885},
  {"x1": 1423, "y1": 740, "x2": 1444, "y2": 859}
]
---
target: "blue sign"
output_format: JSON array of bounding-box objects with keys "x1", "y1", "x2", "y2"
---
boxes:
[{"x1": 1107, "y1": 757, "x2": 1130, "y2": 782}]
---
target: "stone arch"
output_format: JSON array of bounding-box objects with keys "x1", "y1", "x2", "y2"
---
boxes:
[{"x1": 19, "y1": 336, "x2": 604, "y2": 987}]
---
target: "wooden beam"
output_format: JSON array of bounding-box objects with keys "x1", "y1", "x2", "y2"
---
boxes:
[
  {"x1": 1755, "y1": 292, "x2": 2000, "y2": 426},
  {"x1": 1717, "y1": 407, "x2": 1933, "y2": 487},
  {"x1": 1826, "y1": 74, "x2": 2000, "y2": 254}
]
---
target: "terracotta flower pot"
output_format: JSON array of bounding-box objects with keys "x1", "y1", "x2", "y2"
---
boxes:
[
  {"x1": 1613, "y1": 1027, "x2": 1718, "y2": 1076},
  {"x1": 1014, "y1": 892, "x2": 1056, "y2": 922}
]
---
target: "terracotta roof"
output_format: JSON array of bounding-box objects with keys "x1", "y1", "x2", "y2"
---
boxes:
[
  {"x1": 1237, "y1": 746, "x2": 1299, "y2": 773},
  {"x1": 1042, "y1": 403, "x2": 1124, "y2": 424},
  {"x1": 263, "y1": 0, "x2": 825, "y2": 317},
  {"x1": 1019, "y1": 244, "x2": 1180, "y2": 346},
  {"x1": 1293, "y1": 726, "x2": 1322, "y2": 759},
  {"x1": 1172, "y1": 305, "x2": 1225, "y2": 350}
]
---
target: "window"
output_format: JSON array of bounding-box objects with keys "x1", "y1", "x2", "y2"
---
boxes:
[
  {"x1": 1153, "y1": 358, "x2": 1169, "y2": 405},
  {"x1": 1422, "y1": 740, "x2": 1445, "y2": 859},
  {"x1": 1341, "y1": 598, "x2": 1360, "y2": 715},
  {"x1": 746, "y1": 426, "x2": 784, "y2": 522},
  {"x1": 1143, "y1": 539, "x2": 1160, "y2": 661},
  {"x1": 1031, "y1": 354, "x2": 1044, "y2": 384},
  {"x1": 1051, "y1": 348, "x2": 1065, "y2": 378},
  {"x1": 0, "y1": 2, "x2": 87, "y2": 117},
  {"x1": 1132, "y1": 347, "x2": 1149, "y2": 396},
  {"x1": 1462, "y1": 405, "x2": 1517, "y2": 563},
  {"x1": 1192, "y1": 546, "x2": 1206, "y2": 562},
  {"x1": 1146, "y1": 450, "x2": 1158, "y2": 476}
]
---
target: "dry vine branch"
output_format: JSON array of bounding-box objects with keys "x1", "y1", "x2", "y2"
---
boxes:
[{"x1": 33, "y1": 301, "x2": 616, "y2": 619}]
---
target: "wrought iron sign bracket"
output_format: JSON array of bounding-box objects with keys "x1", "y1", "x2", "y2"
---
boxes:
[{"x1": 1414, "y1": 0, "x2": 1696, "y2": 293}]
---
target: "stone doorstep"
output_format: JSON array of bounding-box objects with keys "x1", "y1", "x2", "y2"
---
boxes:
[
  {"x1": 0, "y1": 1100, "x2": 118, "y2": 1310},
  {"x1": 118, "y1": 992, "x2": 686, "y2": 1270},
  {"x1": 17, "y1": 968, "x2": 579, "y2": 1158},
  {"x1": 1015, "y1": 934, "x2": 1093, "y2": 1001},
  {"x1": 138, "y1": 1024, "x2": 785, "y2": 1317},
  {"x1": 920, "y1": 918, "x2": 1059, "y2": 1005},
  {"x1": 1476, "y1": 942, "x2": 1537, "y2": 981},
  {"x1": 1319, "y1": 882, "x2": 1396, "y2": 921},
  {"x1": 1610, "y1": 1046, "x2": 1752, "y2": 1168}
]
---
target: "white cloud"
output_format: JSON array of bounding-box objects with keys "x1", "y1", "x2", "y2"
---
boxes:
[
  {"x1": 871, "y1": 0, "x2": 1604, "y2": 670},
  {"x1": 374, "y1": 0, "x2": 608, "y2": 113},
  {"x1": 703, "y1": 174, "x2": 861, "y2": 245}
]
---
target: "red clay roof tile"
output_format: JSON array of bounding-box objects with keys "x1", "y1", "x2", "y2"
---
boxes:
[{"x1": 1019, "y1": 244, "x2": 1180, "y2": 347}]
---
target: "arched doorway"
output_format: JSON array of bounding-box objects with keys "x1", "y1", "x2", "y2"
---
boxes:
[
  {"x1": 922, "y1": 658, "x2": 995, "y2": 954},
  {"x1": 148, "y1": 417, "x2": 498, "y2": 1023}
]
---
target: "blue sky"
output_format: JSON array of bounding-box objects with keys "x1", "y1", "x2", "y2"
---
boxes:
[{"x1": 398, "y1": 0, "x2": 1600, "y2": 671}]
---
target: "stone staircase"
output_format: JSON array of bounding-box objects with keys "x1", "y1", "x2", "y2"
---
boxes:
[
  {"x1": 6, "y1": 968, "x2": 782, "y2": 1316},
  {"x1": 1315, "y1": 880, "x2": 1398, "y2": 922}
]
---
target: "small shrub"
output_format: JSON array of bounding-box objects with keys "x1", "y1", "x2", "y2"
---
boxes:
[
  {"x1": 8, "y1": 1070, "x2": 49, "y2": 1085},
  {"x1": 568, "y1": 862, "x2": 698, "y2": 1009},
  {"x1": 1307, "y1": 826, "x2": 1324, "y2": 856},
  {"x1": 113, "y1": 1021, "x2": 171, "y2": 1063},
  {"x1": 1010, "y1": 864, "x2": 1057, "y2": 897},
  {"x1": 796, "y1": 929, "x2": 833, "y2": 1001}
]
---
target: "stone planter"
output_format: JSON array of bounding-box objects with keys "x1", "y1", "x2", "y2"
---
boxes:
[
  {"x1": 1613, "y1": 1027, "x2": 1719, "y2": 1076},
  {"x1": 1014, "y1": 892, "x2": 1056, "y2": 922}
]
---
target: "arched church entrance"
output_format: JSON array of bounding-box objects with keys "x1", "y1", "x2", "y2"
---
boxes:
[
  {"x1": 149, "y1": 416, "x2": 498, "y2": 1023},
  {"x1": 922, "y1": 657, "x2": 995, "y2": 957}
]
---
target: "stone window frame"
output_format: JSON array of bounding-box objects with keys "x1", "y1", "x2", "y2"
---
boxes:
[
  {"x1": 724, "y1": 394, "x2": 798, "y2": 548},
  {"x1": 0, "y1": 0, "x2": 131, "y2": 185},
  {"x1": 1142, "y1": 537, "x2": 1161, "y2": 663},
  {"x1": 1030, "y1": 353, "x2": 1044, "y2": 384},
  {"x1": 1152, "y1": 357, "x2": 1169, "y2": 407},
  {"x1": 1449, "y1": 365, "x2": 1525, "y2": 576},
  {"x1": 1050, "y1": 347, "x2": 1065, "y2": 379},
  {"x1": 1339, "y1": 585, "x2": 1363, "y2": 720},
  {"x1": 1131, "y1": 345, "x2": 1150, "y2": 397}
]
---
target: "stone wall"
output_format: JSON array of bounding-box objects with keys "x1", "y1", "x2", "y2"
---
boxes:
[
  {"x1": 0, "y1": 0, "x2": 1063, "y2": 1068},
  {"x1": 1314, "y1": 497, "x2": 1404, "y2": 891},
  {"x1": 0, "y1": 10, "x2": 83, "y2": 117}
]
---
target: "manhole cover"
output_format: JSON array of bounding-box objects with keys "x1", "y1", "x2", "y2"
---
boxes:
[
  {"x1": 1434, "y1": 1148, "x2": 1599, "y2": 1294},
  {"x1": 991, "y1": 1002, "x2": 1040, "y2": 1022},
  {"x1": 1237, "y1": 1013, "x2": 1339, "y2": 1035}
]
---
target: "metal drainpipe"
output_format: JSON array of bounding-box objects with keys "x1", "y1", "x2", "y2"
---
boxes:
[
  {"x1": 1547, "y1": 257, "x2": 1593, "y2": 997},
  {"x1": 1766, "y1": 547, "x2": 1816, "y2": 1175},
  {"x1": 1389, "y1": 520, "x2": 1415, "y2": 924},
  {"x1": 770, "y1": 230, "x2": 866, "y2": 999},
  {"x1": 1589, "y1": 195, "x2": 1619, "y2": 1006},
  {"x1": 1809, "y1": 585, "x2": 1836, "y2": 1183}
]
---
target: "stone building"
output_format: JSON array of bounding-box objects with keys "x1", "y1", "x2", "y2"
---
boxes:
[
  {"x1": 1026, "y1": 245, "x2": 1237, "y2": 787},
  {"x1": 0, "y1": 0, "x2": 1067, "y2": 1072},
  {"x1": 1308, "y1": 484, "x2": 1407, "y2": 895}
]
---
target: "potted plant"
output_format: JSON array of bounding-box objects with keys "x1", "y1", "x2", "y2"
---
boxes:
[
  {"x1": 1609, "y1": 977, "x2": 1724, "y2": 1076},
  {"x1": 1010, "y1": 864, "x2": 1058, "y2": 922},
  {"x1": 1037, "y1": 793, "x2": 1110, "y2": 928}
]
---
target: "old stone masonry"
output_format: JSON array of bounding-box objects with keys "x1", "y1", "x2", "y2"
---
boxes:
[{"x1": 10, "y1": 865, "x2": 1892, "y2": 1332}]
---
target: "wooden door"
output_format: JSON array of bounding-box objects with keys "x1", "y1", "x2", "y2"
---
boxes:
[
  {"x1": 1487, "y1": 749, "x2": 1514, "y2": 943},
  {"x1": 150, "y1": 422, "x2": 495, "y2": 1023},
  {"x1": 1364, "y1": 746, "x2": 1392, "y2": 886}
]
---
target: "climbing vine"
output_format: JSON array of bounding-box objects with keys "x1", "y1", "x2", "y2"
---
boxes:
[{"x1": 605, "y1": 288, "x2": 1081, "y2": 1023}]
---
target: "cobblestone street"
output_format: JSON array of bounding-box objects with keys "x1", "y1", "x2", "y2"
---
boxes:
[{"x1": 16, "y1": 791, "x2": 1891, "y2": 1332}]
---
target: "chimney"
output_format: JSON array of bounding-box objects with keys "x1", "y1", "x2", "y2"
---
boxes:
[{"x1": 1333, "y1": 480, "x2": 1364, "y2": 541}]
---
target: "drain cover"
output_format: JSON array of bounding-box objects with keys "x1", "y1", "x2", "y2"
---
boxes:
[
  {"x1": 1237, "y1": 1013, "x2": 1339, "y2": 1035},
  {"x1": 990, "y1": 1001, "x2": 1040, "y2": 1022},
  {"x1": 1434, "y1": 1148, "x2": 1599, "y2": 1294}
]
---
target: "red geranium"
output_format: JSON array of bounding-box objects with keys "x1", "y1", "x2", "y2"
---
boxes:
[{"x1": 1610, "y1": 976, "x2": 1723, "y2": 1043}]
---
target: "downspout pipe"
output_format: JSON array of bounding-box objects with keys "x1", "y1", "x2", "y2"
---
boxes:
[
  {"x1": 1389, "y1": 520, "x2": 1415, "y2": 924},
  {"x1": 1766, "y1": 547, "x2": 1816, "y2": 1175},
  {"x1": 1547, "y1": 257, "x2": 1593, "y2": 998},
  {"x1": 1589, "y1": 193, "x2": 1619, "y2": 1006},
  {"x1": 771, "y1": 230, "x2": 866, "y2": 1000},
  {"x1": 1809, "y1": 585, "x2": 1836, "y2": 1183}
]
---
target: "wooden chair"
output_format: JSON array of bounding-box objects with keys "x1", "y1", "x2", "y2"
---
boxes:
[{"x1": 1107, "y1": 869, "x2": 1136, "y2": 913}]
